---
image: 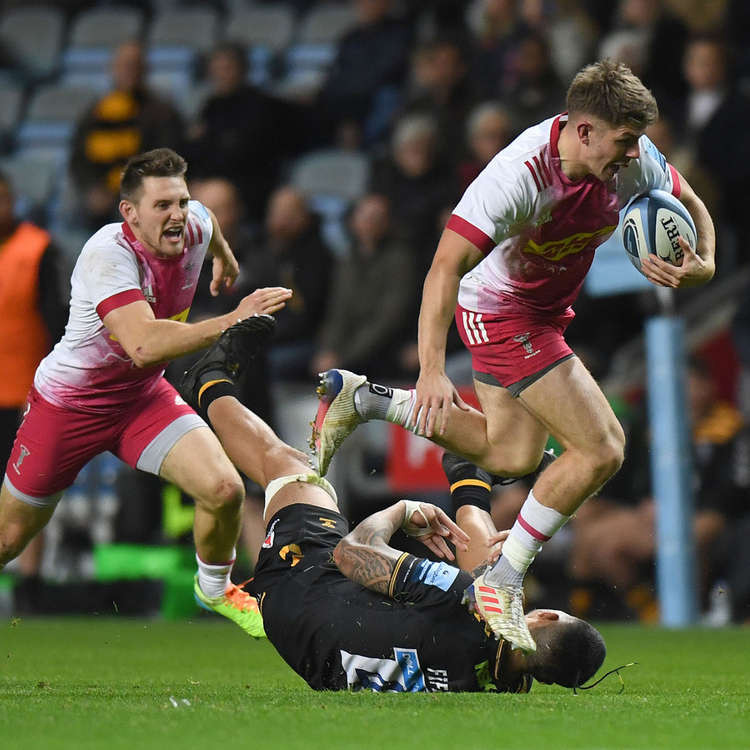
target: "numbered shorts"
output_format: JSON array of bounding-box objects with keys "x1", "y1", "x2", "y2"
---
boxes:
[
  {"x1": 455, "y1": 304, "x2": 576, "y2": 396},
  {"x1": 4, "y1": 379, "x2": 205, "y2": 507}
]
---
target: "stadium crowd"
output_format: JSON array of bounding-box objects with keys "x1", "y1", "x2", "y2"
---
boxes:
[{"x1": 0, "y1": 0, "x2": 749, "y2": 624}]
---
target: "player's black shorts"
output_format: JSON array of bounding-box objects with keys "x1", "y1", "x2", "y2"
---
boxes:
[{"x1": 250, "y1": 503, "x2": 483, "y2": 691}]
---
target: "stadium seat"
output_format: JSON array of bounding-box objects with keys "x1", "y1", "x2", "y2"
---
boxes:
[
  {"x1": 0, "y1": 6, "x2": 65, "y2": 79},
  {"x1": 63, "y1": 7, "x2": 144, "y2": 74},
  {"x1": 0, "y1": 82, "x2": 24, "y2": 139},
  {"x1": 16, "y1": 85, "x2": 97, "y2": 149},
  {"x1": 147, "y1": 7, "x2": 220, "y2": 65},
  {"x1": 0, "y1": 152, "x2": 60, "y2": 218},
  {"x1": 290, "y1": 149, "x2": 369, "y2": 203},
  {"x1": 290, "y1": 149, "x2": 370, "y2": 255},
  {"x1": 225, "y1": 6, "x2": 296, "y2": 86},
  {"x1": 147, "y1": 70, "x2": 194, "y2": 117},
  {"x1": 285, "y1": 3, "x2": 358, "y2": 75}
]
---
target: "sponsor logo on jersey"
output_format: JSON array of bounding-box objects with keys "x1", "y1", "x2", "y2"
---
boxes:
[
  {"x1": 341, "y1": 647, "x2": 427, "y2": 692},
  {"x1": 279, "y1": 543, "x2": 303, "y2": 567},
  {"x1": 410, "y1": 559, "x2": 461, "y2": 592},
  {"x1": 262, "y1": 517, "x2": 280, "y2": 549},
  {"x1": 533, "y1": 208, "x2": 553, "y2": 228},
  {"x1": 318, "y1": 516, "x2": 337, "y2": 529},
  {"x1": 523, "y1": 225, "x2": 616, "y2": 261}
]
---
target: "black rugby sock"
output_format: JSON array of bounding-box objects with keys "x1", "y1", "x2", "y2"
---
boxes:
[
  {"x1": 197, "y1": 379, "x2": 239, "y2": 423},
  {"x1": 442, "y1": 452, "x2": 493, "y2": 516}
]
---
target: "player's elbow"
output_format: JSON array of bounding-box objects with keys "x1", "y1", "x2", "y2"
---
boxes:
[
  {"x1": 130, "y1": 350, "x2": 155, "y2": 368},
  {"x1": 333, "y1": 535, "x2": 355, "y2": 576}
]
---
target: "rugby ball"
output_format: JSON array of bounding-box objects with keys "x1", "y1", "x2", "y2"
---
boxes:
[{"x1": 621, "y1": 189, "x2": 697, "y2": 274}]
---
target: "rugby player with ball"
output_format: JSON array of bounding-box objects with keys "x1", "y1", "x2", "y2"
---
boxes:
[{"x1": 311, "y1": 59, "x2": 716, "y2": 653}]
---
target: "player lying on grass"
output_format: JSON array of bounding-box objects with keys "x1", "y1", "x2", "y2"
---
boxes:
[{"x1": 178, "y1": 315, "x2": 606, "y2": 692}]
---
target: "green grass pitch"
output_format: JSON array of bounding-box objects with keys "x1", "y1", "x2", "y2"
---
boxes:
[{"x1": 1, "y1": 617, "x2": 748, "y2": 750}]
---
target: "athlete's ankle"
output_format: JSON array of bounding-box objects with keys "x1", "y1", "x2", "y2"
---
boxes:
[
  {"x1": 353, "y1": 381, "x2": 414, "y2": 425},
  {"x1": 196, "y1": 550, "x2": 235, "y2": 600}
]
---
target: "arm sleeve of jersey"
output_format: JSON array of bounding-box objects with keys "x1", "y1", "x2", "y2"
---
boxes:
[
  {"x1": 628, "y1": 135, "x2": 681, "y2": 198},
  {"x1": 185, "y1": 199, "x2": 214, "y2": 251},
  {"x1": 388, "y1": 553, "x2": 474, "y2": 608},
  {"x1": 81, "y1": 242, "x2": 146, "y2": 320},
  {"x1": 448, "y1": 160, "x2": 532, "y2": 255}
]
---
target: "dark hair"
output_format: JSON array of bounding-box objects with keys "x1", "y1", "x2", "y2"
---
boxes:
[
  {"x1": 120, "y1": 148, "x2": 187, "y2": 201},
  {"x1": 209, "y1": 41, "x2": 248, "y2": 78},
  {"x1": 529, "y1": 617, "x2": 606, "y2": 688},
  {"x1": 567, "y1": 58, "x2": 658, "y2": 129}
]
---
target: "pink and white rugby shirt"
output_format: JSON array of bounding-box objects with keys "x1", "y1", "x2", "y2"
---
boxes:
[
  {"x1": 34, "y1": 200, "x2": 213, "y2": 412},
  {"x1": 449, "y1": 114, "x2": 680, "y2": 317}
]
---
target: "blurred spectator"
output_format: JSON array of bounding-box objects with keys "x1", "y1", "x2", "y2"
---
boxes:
[
  {"x1": 318, "y1": 0, "x2": 414, "y2": 145},
  {"x1": 458, "y1": 101, "x2": 514, "y2": 189},
  {"x1": 239, "y1": 185, "x2": 332, "y2": 382},
  {"x1": 500, "y1": 31, "x2": 565, "y2": 131},
  {"x1": 468, "y1": 0, "x2": 529, "y2": 100},
  {"x1": 597, "y1": 0, "x2": 688, "y2": 99},
  {"x1": 402, "y1": 35, "x2": 480, "y2": 167},
  {"x1": 0, "y1": 170, "x2": 67, "y2": 474},
  {"x1": 69, "y1": 41, "x2": 184, "y2": 230},
  {"x1": 185, "y1": 43, "x2": 306, "y2": 224},
  {"x1": 312, "y1": 194, "x2": 416, "y2": 379},
  {"x1": 370, "y1": 114, "x2": 459, "y2": 274},
  {"x1": 645, "y1": 116, "x2": 720, "y2": 246},
  {"x1": 666, "y1": 34, "x2": 750, "y2": 248},
  {"x1": 0, "y1": 170, "x2": 67, "y2": 584},
  {"x1": 518, "y1": 0, "x2": 596, "y2": 82}
]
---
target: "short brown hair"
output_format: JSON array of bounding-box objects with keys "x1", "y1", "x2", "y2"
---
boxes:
[
  {"x1": 120, "y1": 148, "x2": 187, "y2": 201},
  {"x1": 566, "y1": 59, "x2": 658, "y2": 129}
]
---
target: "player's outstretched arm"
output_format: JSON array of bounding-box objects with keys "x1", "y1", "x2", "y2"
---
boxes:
[
  {"x1": 333, "y1": 501, "x2": 469, "y2": 595},
  {"x1": 414, "y1": 229, "x2": 484, "y2": 437},
  {"x1": 102, "y1": 287, "x2": 291, "y2": 367}
]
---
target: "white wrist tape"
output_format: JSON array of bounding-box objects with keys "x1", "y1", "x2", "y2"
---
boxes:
[
  {"x1": 401, "y1": 500, "x2": 432, "y2": 537},
  {"x1": 264, "y1": 473, "x2": 338, "y2": 513}
]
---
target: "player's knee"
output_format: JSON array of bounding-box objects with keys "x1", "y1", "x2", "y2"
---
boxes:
[
  {"x1": 590, "y1": 430, "x2": 625, "y2": 481},
  {"x1": 0, "y1": 529, "x2": 26, "y2": 567},
  {"x1": 200, "y1": 474, "x2": 246, "y2": 513},
  {"x1": 484, "y1": 449, "x2": 542, "y2": 479}
]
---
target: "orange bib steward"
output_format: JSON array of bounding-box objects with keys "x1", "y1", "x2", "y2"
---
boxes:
[{"x1": 0, "y1": 222, "x2": 52, "y2": 408}]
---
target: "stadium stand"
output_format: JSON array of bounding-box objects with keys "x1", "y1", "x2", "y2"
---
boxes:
[
  {"x1": 225, "y1": 5, "x2": 296, "y2": 87},
  {"x1": 0, "y1": 5, "x2": 65, "y2": 81}
]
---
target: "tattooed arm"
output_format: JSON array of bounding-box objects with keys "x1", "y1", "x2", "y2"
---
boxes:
[
  {"x1": 332, "y1": 503, "x2": 405, "y2": 595},
  {"x1": 333, "y1": 501, "x2": 469, "y2": 595}
]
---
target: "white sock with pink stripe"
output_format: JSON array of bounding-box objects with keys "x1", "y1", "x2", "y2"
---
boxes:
[{"x1": 484, "y1": 491, "x2": 569, "y2": 587}]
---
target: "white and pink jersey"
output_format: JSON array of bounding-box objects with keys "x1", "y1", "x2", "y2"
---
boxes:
[
  {"x1": 34, "y1": 200, "x2": 213, "y2": 412},
  {"x1": 450, "y1": 114, "x2": 680, "y2": 317}
]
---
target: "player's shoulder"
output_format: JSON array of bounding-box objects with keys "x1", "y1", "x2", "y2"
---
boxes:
[
  {"x1": 73, "y1": 222, "x2": 137, "y2": 275},
  {"x1": 483, "y1": 116, "x2": 558, "y2": 191},
  {"x1": 637, "y1": 134, "x2": 668, "y2": 171},
  {"x1": 186, "y1": 200, "x2": 212, "y2": 245}
]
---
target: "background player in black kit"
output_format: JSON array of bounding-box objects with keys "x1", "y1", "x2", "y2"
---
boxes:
[{"x1": 179, "y1": 315, "x2": 606, "y2": 693}]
